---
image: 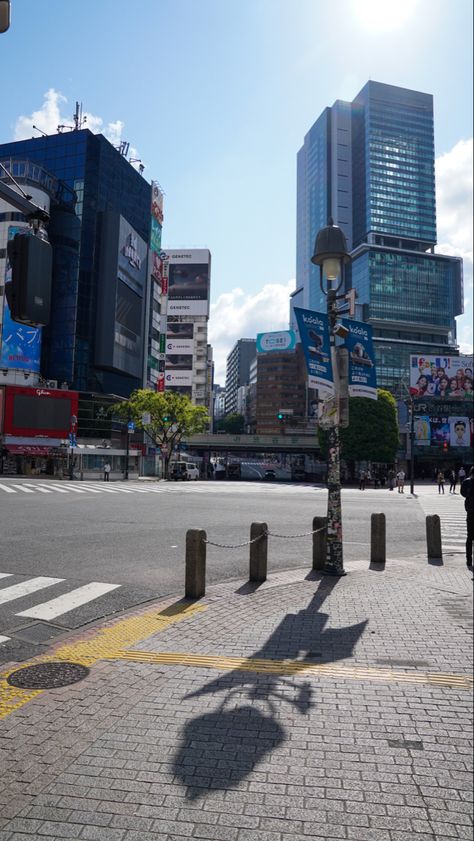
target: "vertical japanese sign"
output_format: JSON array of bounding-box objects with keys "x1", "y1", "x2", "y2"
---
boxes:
[
  {"x1": 294, "y1": 307, "x2": 333, "y2": 397},
  {"x1": 341, "y1": 318, "x2": 377, "y2": 400},
  {"x1": 1, "y1": 226, "x2": 42, "y2": 371}
]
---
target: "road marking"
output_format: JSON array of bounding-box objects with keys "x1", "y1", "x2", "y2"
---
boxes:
[
  {"x1": 0, "y1": 574, "x2": 13, "y2": 579},
  {"x1": 0, "y1": 600, "x2": 207, "y2": 720},
  {"x1": 15, "y1": 581, "x2": 122, "y2": 621},
  {"x1": 113, "y1": 650, "x2": 474, "y2": 690},
  {"x1": 21, "y1": 483, "x2": 52, "y2": 494},
  {"x1": 10, "y1": 484, "x2": 35, "y2": 493},
  {"x1": 0, "y1": 636, "x2": 10, "y2": 645},
  {"x1": 0, "y1": 576, "x2": 64, "y2": 605},
  {"x1": 72, "y1": 484, "x2": 104, "y2": 494},
  {"x1": 36, "y1": 483, "x2": 69, "y2": 494},
  {"x1": 83, "y1": 485, "x2": 119, "y2": 493},
  {"x1": 0, "y1": 483, "x2": 16, "y2": 493},
  {"x1": 49, "y1": 484, "x2": 87, "y2": 494}
]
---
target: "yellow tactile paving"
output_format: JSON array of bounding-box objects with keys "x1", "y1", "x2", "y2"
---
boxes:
[
  {"x1": 0, "y1": 601, "x2": 206, "y2": 720},
  {"x1": 110, "y1": 650, "x2": 474, "y2": 690}
]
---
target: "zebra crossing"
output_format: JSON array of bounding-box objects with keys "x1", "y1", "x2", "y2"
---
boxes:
[
  {"x1": 0, "y1": 572, "x2": 121, "y2": 648},
  {"x1": 0, "y1": 479, "x2": 324, "y2": 497},
  {"x1": 417, "y1": 492, "x2": 468, "y2": 555}
]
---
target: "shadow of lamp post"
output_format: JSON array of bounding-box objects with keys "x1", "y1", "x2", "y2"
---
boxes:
[{"x1": 311, "y1": 218, "x2": 352, "y2": 576}]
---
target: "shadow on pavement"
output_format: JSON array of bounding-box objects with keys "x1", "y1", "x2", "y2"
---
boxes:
[{"x1": 173, "y1": 576, "x2": 368, "y2": 798}]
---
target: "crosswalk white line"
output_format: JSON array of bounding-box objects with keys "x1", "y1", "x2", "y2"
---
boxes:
[
  {"x1": 0, "y1": 576, "x2": 64, "y2": 605},
  {"x1": 0, "y1": 573, "x2": 13, "y2": 579},
  {"x1": 36, "y1": 483, "x2": 69, "y2": 494},
  {"x1": 82, "y1": 484, "x2": 119, "y2": 494},
  {"x1": 21, "y1": 483, "x2": 52, "y2": 494},
  {"x1": 15, "y1": 581, "x2": 121, "y2": 620},
  {"x1": 0, "y1": 635, "x2": 11, "y2": 645},
  {"x1": 49, "y1": 483, "x2": 87, "y2": 494},
  {"x1": 10, "y1": 484, "x2": 35, "y2": 493},
  {"x1": 0, "y1": 483, "x2": 16, "y2": 493}
]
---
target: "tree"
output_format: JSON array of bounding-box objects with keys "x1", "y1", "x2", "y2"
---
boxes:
[
  {"x1": 112, "y1": 390, "x2": 209, "y2": 477},
  {"x1": 216, "y1": 413, "x2": 245, "y2": 434},
  {"x1": 318, "y1": 389, "x2": 399, "y2": 464}
]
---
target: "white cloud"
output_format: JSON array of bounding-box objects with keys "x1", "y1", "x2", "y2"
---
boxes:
[
  {"x1": 13, "y1": 89, "x2": 142, "y2": 168},
  {"x1": 435, "y1": 137, "x2": 473, "y2": 352},
  {"x1": 209, "y1": 280, "x2": 296, "y2": 383}
]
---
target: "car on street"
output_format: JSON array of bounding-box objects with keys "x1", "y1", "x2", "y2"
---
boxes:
[
  {"x1": 263, "y1": 468, "x2": 276, "y2": 481},
  {"x1": 169, "y1": 461, "x2": 200, "y2": 480}
]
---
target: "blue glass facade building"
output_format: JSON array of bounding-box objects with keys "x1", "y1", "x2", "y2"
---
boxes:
[
  {"x1": 0, "y1": 130, "x2": 152, "y2": 396},
  {"x1": 296, "y1": 81, "x2": 463, "y2": 392}
]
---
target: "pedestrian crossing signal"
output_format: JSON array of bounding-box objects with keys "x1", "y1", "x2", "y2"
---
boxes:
[{"x1": 443, "y1": 440, "x2": 448, "y2": 451}]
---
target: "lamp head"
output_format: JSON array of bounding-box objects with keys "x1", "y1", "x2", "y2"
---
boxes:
[{"x1": 311, "y1": 218, "x2": 351, "y2": 267}]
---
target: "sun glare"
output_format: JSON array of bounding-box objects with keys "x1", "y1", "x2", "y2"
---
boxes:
[{"x1": 353, "y1": 0, "x2": 418, "y2": 31}]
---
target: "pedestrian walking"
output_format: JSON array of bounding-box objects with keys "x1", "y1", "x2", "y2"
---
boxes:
[
  {"x1": 458, "y1": 465, "x2": 466, "y2": 484},
  {"x1": 396, "y1": 469, "x2": 405, "y2": 493},
  {"x1": 359, "y1": 469, "x2": 366, "y2": 491},
  {"x1": 449, "y1": 469, "x2": 457, "y2": 494},
  {"x1": 103, "y1": 461, "x2": 111, "y2": 482},
  {"x1": 460, "y1": 466, "x2": 474, "y2": 568},
  {"x1": 437, "y1": 470, "x2": 445, "y2": 494},
  {"x1": 388, "y1": 468, "x2": 396, "y2": 491}
]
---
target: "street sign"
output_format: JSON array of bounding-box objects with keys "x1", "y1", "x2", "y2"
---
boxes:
[
  {"x1": 127, "y1": 421, "x2": 135, "y2": 432},
  {"x1": 142, "y1": 412, "x2": 151, "y2": 425}
]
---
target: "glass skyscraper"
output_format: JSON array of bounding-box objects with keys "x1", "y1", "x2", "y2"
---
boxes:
[{"x1": 296, "y1": 81, "x2": 463, "y2": 393}]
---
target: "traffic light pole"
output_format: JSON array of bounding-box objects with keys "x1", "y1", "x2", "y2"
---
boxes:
[{"x1": 409, "y1": 396, "x2": 415, "y2": 495}]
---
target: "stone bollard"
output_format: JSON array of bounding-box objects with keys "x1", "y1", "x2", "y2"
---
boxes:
[
  {"x1": 185, "y1": 529, "x2": 207, "y2": 599},
  {"x1": 370, "y1": 513, "x2": 386, "y2": 563},
  {"x1": 249, "y1": 522, "x2": 268, "y2": 582},
  {"x1": 426, "y1": 515, "x2": 442, "y2": 561},
  {"x1": 312, "y1": 516, "x2": 327, "y2": 570}
]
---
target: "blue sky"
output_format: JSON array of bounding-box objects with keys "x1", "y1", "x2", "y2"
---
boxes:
[{"x1": 1, "y1": 0, "x2": 472, "y2": 380}]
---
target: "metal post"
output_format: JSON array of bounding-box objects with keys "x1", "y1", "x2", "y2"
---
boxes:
[
  {"x1": 185, "y1": 529, "x2": 207, "y2": 599},
  {"x1": 409, "y1": 397, "x2": 415, "y2": 495},
  {"x1": 370, "y1": 513, "x2": 386, "y2": 563},
  {"x1": 426, "y1": 515, "x2": 442, "y2": 561},
  {"x1": 124, "y1": 413, "x2": 130, "y2": 481},
  {"x1": 323, "y1": 290, "x2": 345, "y2": 576},
  {"x1": 312, "y1": 516, "x2": 327, "y2": 570},
  {"x1": 249, "y1": 522, "x2": 268, "y2": 582}
]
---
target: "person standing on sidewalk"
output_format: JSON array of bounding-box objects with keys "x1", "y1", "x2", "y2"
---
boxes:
[
  {"x1": 359, "y1": 469, "x2": 366, "y2": 491},
  {"x1": 396, "y1": 469, "x2": 405, "y2": 493},
  {"x1": 388, "y1": 468, "x2": 396, "y2": 491},
  {"x1": 460, "y1": 466, "x2": 474, "y2": 568},
  {"x1": 449, "y1": 468, "x2": 457, "y2": 494},
  {"x1": 458, "y1": 465, "x2": 466, "y2": 485},
  {"x1": 437, "y1": 470, "x2": 445, "y2": 494},
  {"x1": 103, "y1": 461, "x2": 111, "y2": 482}
]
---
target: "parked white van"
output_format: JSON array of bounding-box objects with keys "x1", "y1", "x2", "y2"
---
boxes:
[{"x1": 169, "y1": 461, "x2": 200, "y2": 481}]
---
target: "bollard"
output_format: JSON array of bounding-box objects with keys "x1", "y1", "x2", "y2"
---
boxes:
[
  {"x1": 370, "y1": 513, "x2": 386, "y2": 563},
  {"x1": 426, "y1": 515, "x2": 442, "y2": 561},
  {"x1": 185, "y1": 529, "x2": 207, "y2": 599},
  {"x1": 249, "y1": 522, "x2": 268, "y2": 582},
  {"x1": 312, "y1": 516, "x2": 327, "y2": 570}
]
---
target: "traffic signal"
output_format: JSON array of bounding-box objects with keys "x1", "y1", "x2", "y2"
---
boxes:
[
  {"x1": 443, "y1": 440, "x2": 448, "y2": 452},
  {"x1": 277, "y1": 412, "x2": 284, "y2": 421},
  {"x1": 5, "y1": 233, "x2": 52, "y2": 326}
]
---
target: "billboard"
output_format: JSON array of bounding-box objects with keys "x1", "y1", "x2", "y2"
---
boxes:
[
  {"x1": 165, "y1": 353, "x2": 193, "y2": 370},
  {"x1": 1, "y1": 226, "x2": 42, "y2": 372},
  {"x1": 256, "y1": 330, "x2": 296, "y2": 353},
  {"x1": 166, "y1": 339, "x2": 193, "y2": 354},
  {"x1": 413, "y1": 398, "x2": 473, "y2": 450},
  {"x1": 294, "y1": 307, "x2": 333, "y2": 397},
  {"x1": 167, "y1": 322, "x2": 194, "y2": 339},
  {"x1": 164, "y1": 249, "x2": 211, "y2": 317},
  {"x1": 342, "y1": 318, "x2": 377, "y2": 400},
  {"x1": 409, "y1": 355, "x2": 473, "y2": 398},
  {"x1": 165, "y1": 370, "x2": 193, "y2": 387}
]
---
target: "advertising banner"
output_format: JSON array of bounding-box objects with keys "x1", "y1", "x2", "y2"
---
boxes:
[
  {"x1": 163, "y1": 249, "x2": 211, "y2": 317},
  {"x1": 150, "y1": 217, "x2": 162, "y2": 254},
  {"x1": 1, "y1": 227, "x2": 42, "y2": 372},
  {"x1": 414, "y1": 416, "x2": 431, "y2": 446},
  {"x1": 166, "y1": 322, "x2": 194, "y2": 339},
  {"x1": 166, "y1": 339, "x2": 193, "y2": 354},
  {"x1": 413, "y1": 401, "x2": 473, "y2": 450},
  {"x1": 151, "y1": 182, "x2": 164, "y2": 226},
  {"x1": 341, "y1": 318, "x2": 377, "y2": 400},
  {"x1": 256, "y1": 330, "x2": 296, "y2": 353},
  {"x1": 294, "y1": 307, "x2": 333, "y2": 397},
  {"x1": 165, "y1": 354, "x2": 194, "y2": 370},
  {"x1": 165, "y1": 370, "x2": 193, "y2": 387},
  {"x1": 409, "y1": 354, "x2": 473, "y2": 398}
]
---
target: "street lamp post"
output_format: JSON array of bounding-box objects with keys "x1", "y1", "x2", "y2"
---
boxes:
[
  {"x1": 409, "y1": 395, "x2": 415, "y2": 495},
  {"x1": 311, "y1": 218, "x2": 351, "y2": 576}
]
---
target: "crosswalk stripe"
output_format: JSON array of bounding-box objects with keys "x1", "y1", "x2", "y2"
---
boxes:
[
  {"x1": 0, "y1": 635, "x2": 10, "y2": 645},
  {"x1": 0, "y1": 483, "x2": 16, "y2": 493},
  {"x1": 15, "y1": 581, "x2": 121, "y2": 620},
  {"x1": 71, "y1": 484, "x2": 104, "y2": 494},
  {"x1": 0, "y1": 576, "x2": 64, "y2": 605},
  {"x1": 83, "y1": 484, "x2": 119, "y2": 494},
  {"x1": 36, "y1": 483, "x2": 69, "y2": 494},
  {"x1": 21, "y1": 483, "x2": 52, "y2": 494},
  {"x1": 10, "y1": 484, "x2": 35, "y2": 493},
  {"x1": 49, "y1": 483, "x2": 87, "y2": 494},
  {"x1": 0, "y1": 574, "x2": 13, "y2": 579}
]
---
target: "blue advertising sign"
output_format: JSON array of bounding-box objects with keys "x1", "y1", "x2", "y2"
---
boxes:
[
  {"x1": 341, "y1": 318, "x2": 377, "y2": 400},
  {"x1": 0, "y1": 226, "x2": 42, "y2": 372},
  {"x1": 256, "y1": 330, "x2": 296, "y2": 353},
  {"x1": 294, "y1": 307, "x2": 334, "y2": 397}
]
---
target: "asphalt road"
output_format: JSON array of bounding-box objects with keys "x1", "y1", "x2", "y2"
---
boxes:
[{"x1": 0, "y1": 477, "x2": 464, "y2": 664}]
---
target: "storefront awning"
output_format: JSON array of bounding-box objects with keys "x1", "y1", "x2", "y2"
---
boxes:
[{"x1": 6, "y1": 445, "x2": 57, "y2": 456}]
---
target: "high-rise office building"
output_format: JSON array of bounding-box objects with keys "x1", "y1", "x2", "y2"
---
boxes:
[
  {"x1": 0, "y1": 129, "x2": 153, "y2": 397},
  {"x1": 224, "y1": 338, "x2": 257, "y2": 415},
  {"x1": 296, "y1": 81, "x2": 463, "y2": 392}
]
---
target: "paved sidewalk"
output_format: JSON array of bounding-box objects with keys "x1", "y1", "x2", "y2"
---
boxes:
[{"x1": 0, "y1": 553, "x2": 472, "y2": 841}]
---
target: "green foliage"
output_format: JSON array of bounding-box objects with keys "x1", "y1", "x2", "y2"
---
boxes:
[
  {"x1": 318, "y1": 389, "x2": 399, "y2": 463},
  {"x1": 216, "y1": 413, "x2": 245, "y2": 434},
  {"x1": 112, "y1": 390, "x2": 209, "y2": 459}
]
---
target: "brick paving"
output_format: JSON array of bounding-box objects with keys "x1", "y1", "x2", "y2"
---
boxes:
[{"x1": 0, "y1": 554, "x2": 472, "y2": 840}]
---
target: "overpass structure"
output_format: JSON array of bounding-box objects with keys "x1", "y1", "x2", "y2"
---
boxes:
[{"x1": 185, "y1": 432, "x2": 321, "y2": 455}]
